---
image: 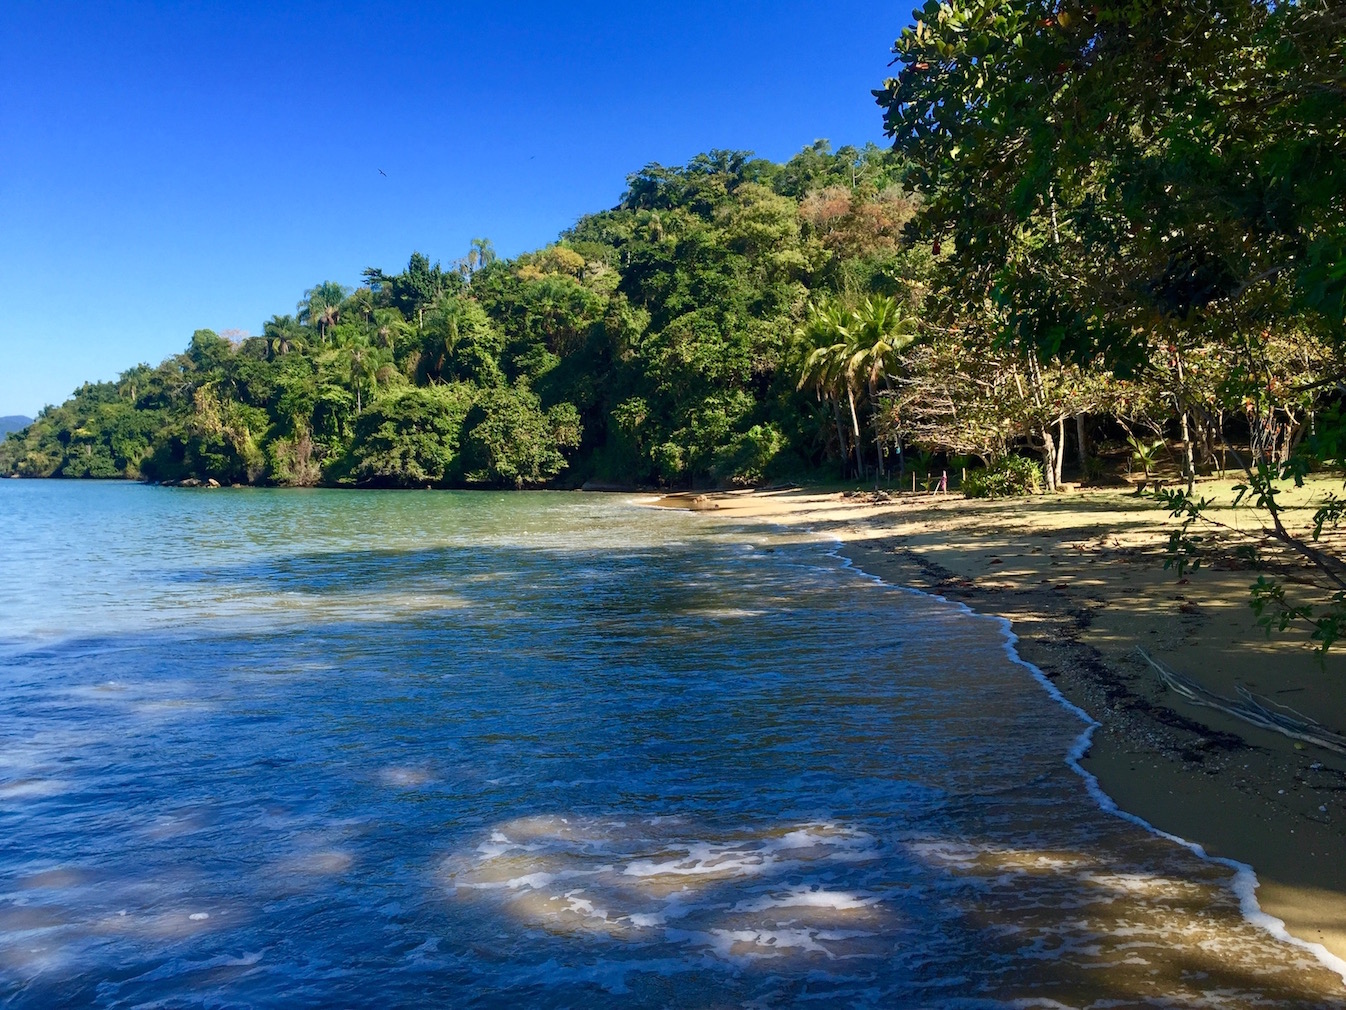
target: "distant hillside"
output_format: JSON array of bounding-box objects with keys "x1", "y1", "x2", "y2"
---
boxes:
[
  {"x1": 0, "y1": 142, "x2": 924, "y2": 488},
  {"x1": 0, "y1": 416, "x2": 32, "y2": 437}
]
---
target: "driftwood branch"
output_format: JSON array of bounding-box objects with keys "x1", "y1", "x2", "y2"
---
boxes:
[{"x1": 1139, "y1": 648, "x2": 1346, "y2": 755}]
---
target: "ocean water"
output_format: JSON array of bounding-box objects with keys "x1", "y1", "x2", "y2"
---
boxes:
[{"x1": 0, "y1": 480, "x2": 1343, "y2": 1008}]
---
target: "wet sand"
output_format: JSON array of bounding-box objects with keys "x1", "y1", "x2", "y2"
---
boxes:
[{"x1": 654, "y1": 481, "x2": 1346, "y2": 962}]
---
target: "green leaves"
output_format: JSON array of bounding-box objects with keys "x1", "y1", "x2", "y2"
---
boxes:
[
  {"x1": 348, "y1": 385, "x2": 475, "y2": 488},
  {"x1": 1250, "y1": 577, "x2": 1345, "y2": 654},
  {"x1": 461, "y1": 386, "x2": 579, "y2": 489},
  {"x1": 962, "y1": 455, "x2": 1044, "y2": 497},
  {"x1": 879, "y1": 0, "x2": 1346, "y2": 364}
]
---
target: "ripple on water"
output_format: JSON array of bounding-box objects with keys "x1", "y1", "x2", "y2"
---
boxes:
[
  {"x1": 0, "y1": 485, "x2": 1343, "y2": 1007},
  {"x1": 435, "y1": 811, "x2": 1346, "y2": 1004}
]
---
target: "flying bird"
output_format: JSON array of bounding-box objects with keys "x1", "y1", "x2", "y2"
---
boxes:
[{"x1": 378, "y1": 168, "x2": 387, "y2": 177}]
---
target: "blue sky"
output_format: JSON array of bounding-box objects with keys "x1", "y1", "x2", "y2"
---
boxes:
[{"x1": 0, "y1": 2, "x2": 902, "y2": 417}]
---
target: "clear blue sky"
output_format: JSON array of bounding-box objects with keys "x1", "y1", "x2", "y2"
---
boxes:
[{"x1": 0, "y1": 1, "x2": 903, "y2": 417}]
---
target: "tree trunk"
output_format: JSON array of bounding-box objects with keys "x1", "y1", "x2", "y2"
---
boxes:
[
  {"x1": 1055, "y1": 416, "x2": 1066, "y2": 487},
  {"x1": 1041, "y1": 427, "x2": 1059, "y2": 493},
  {"x1": 870, "y1": 382, "x2": 886, "y2": 480},
  {"x1": 847, "y1": 386, "x2": 866, "y2": 478},
  {"x1": 1074, "y1": 412, "x2": 1088, "y2": 473},
  {"x1": 1179, "y1": 409, "x2": 1195, "y2": 493},
  {"x1": 1022, "y1": 352, "x2": 1056, "y2": 492},
  {"x1": 830, "y1": 398, "x2": 849, "y2": 478},
  {"x1": 1174, "y1": 352, "x2": 1196, "y2": 493},
  {"x1": 882, "y1": 375, "x2": 901, "y2": 477}
]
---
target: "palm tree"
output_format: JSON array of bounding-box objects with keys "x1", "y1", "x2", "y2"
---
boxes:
[
  {"x1": 348, "y1": 344, "x2": 377, "y2": 415},
  {"x1": 797, "y1": 301, "x2": 866, "y2": 478},
  {"x1": 263, "y1": 314, "x2": 305, "y2": 360},
  {"x1": 457, "y1": 237, "x2": 498, "y2": 280},
  {"x1": 470, "y1": 237, "x2": 496, "y2": 272},
  {"x1": 328, "y1": 328, "x2": 385, "y2": 415},
  {"x1": 372, "y1": 308, "x2": 411, "y2": 353},
  {"x1": 846, "y1": 295, "x2": 922, "y2": 478},
  {"x1": 298, "y1": 281, "x2": 350, "y2": 343},
  {"x1": 421, "y1": 299, "x2": 473, "y2": 382}
]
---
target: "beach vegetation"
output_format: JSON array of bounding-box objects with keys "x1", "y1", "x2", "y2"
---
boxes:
[
  {"x1": 876, "y1": 0, "x2": 1346, "y2": 648},
  {"x1": 1128, "y1": 438, "x2": 1165, "y2": 480},
  {"x1": 962, "y1": 456, "x2": 1044, "y2": 499}
]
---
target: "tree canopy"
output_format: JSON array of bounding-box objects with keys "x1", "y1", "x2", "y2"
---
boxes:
[
  {"x1": 873, "y1": 0, "x2": 1346, "y2": 646},
  {"x1": 2, "y1": 142, "x2": 927, "y2": 490}
]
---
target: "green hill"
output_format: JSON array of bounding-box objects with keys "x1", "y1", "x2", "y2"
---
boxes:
[{"x1": 0, "y1": 143, "x2": 924, "y2": 488}]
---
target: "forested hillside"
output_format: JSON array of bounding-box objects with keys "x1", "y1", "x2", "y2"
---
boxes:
[
  {"x1": 0, "y1": 143, "x2": 928, "y2": 488},
  {"x1": 4, "y1": 2, "x2": 1343, "y2": 508}
]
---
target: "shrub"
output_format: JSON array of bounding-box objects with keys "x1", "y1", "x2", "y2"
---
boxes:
[
  {"x1": 962, "y1": 455, "x2": 1044, "y2": 498},
  {"x1": 348, "y1": 384, "x2": 476, "y2": 487},
  {"x1": 713, "y1": 423, "x2": 786, "y2": 487},
  {"x1": 460, "y1": 386, "x2": 577, "y2": 487},
  {"x1": 651, "y1": 441, "x2": 686, "y2": 484}
]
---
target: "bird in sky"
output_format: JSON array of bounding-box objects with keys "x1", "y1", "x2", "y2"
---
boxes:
[{"x1": 378, "y1": 168, "x2": 387, "y2": 177}]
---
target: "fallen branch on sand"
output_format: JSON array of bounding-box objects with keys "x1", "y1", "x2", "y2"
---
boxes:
[{"x1": 1138, "y1": 648, "x2": 1346, "y2": 756}]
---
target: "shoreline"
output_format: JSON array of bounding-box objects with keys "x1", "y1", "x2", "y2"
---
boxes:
[{"x1": 653, "y1": 484, "x2": 1346, "y2": 967}]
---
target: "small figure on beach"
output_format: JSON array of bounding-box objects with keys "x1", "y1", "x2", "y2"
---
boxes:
[{"x1": 938, "y1": 470, "x2": 948, "y2": 494}]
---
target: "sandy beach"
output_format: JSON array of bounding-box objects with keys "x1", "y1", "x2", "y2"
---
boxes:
[{"x1": 655, "y1": 480, "x2": 1346, "y2": 962}]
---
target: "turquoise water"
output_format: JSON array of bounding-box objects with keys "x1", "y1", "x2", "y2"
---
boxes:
[{"x1": 0, "y1": 481, "x2": 1343, "y2": 1007}]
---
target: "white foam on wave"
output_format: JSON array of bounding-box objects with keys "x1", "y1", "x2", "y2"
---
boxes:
[
  {"x1": 622, "y1": 826, "x2": 877, "y2": 880},
  {"x1": 733, "y1": 887, "x2": 877, "y2": 913},
  {"x1": 561, "y1": 891, "x2": 608, "y2": 920},
  {"x1": 453, "y1": 868, "x2": 601, "y2": 894},
  {"x1": 0, "y1": 777, "x2": 72, "y2": 799},
  {"x1": 684, "y1": 607, "x2": 767, "y2": 620},
  {"x1": 505, "y1": 872, "x2": 558, "y2": 891},
  {"x1": 378, "y1": 766, "x2": 435, "y2": 789},
  {"x1": 666, "y1": 925, "x2": 876, "y2": 963},
  {"x1": 817, "y1": 533, "x2": 1346, "y2": 986},
  {"x1": 445, "y1": 817, "x2": 891, "y2": 966},
  {"x1": 625, "y1": 911, "x2": 666, "y2": 927}
]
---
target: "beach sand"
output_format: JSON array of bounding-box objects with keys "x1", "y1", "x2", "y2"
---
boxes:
[{"x1": 654, "y1": 480, "x2": 1346, "y2": 961}]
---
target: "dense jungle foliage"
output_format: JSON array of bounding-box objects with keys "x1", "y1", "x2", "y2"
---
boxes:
[
  {"x1": 0, "y1": 142, "x2": 931, "y2": 490},
  {"x1": 3, "y1": 4, "x2": 1343, "y2": 524},
  {"x1": 872, "y1": 0, "x2": 1346, "y2": 648}
]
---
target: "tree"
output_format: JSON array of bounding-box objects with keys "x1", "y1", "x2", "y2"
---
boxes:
[
  {"x1": 347, "y1": 385, "x2": 476, "y2": 487},
  {"x1": 875, "y1": 0, "x2": 1345, "y2": 364},
  {"x1": 798, "y1": 302, "x2": 865, "y2": 477},
  {"x1": 876, "y1": 0, "x2": 1346, "y2": 646},
  {"x1": 263, "y1": 314, "x2": 305, "y2": 359},
  {"x1": 374, "y1": 252, "x2": 458, "y2": 328},
  {"x1": 460, "y1": 386, "x2": 578, "y2": 487},
  {"x1": 466, "y1": 237, "x2": 496, "y2": 276},
  {"x1": 298, "y1": 282, "x2": 350, "y2": 343},
  {"x1": 846, "y1": 295, "x2": 922, "y2": 477}
]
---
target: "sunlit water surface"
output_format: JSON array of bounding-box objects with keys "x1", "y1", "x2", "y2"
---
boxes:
[{"x1": 1, "y1": 482, "x2": 1342, "y2": 1008}]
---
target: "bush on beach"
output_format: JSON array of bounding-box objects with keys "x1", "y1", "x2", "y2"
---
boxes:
[{"x1": 962, "y1": 456, "x2": 1044, "y2": 499}]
